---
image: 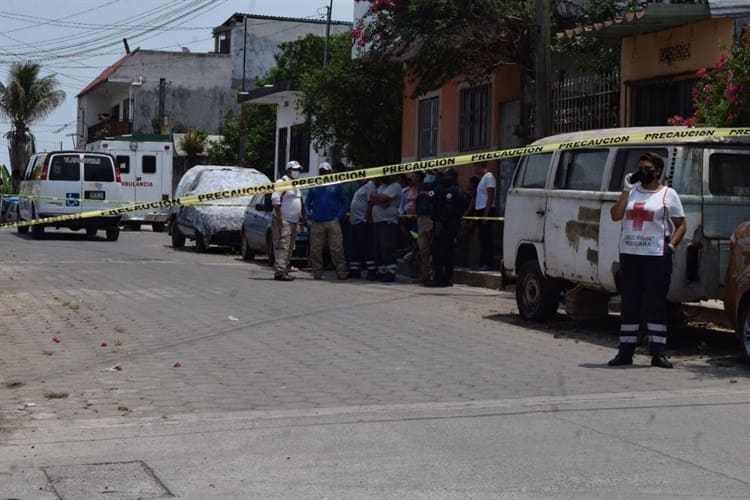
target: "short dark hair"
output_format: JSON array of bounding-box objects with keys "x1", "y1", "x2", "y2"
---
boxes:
[{"x1": 639, "y1": 152, "x2": 664, "y2": 171}]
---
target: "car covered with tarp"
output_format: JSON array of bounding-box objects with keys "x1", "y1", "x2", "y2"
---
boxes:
[{"x1": 168, "y1": 165, "x2": 270, "y2": 252}]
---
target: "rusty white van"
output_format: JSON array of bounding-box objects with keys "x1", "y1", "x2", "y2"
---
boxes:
[{"x1": 502, "y1": 126, "x2": 750, "y2": 320}]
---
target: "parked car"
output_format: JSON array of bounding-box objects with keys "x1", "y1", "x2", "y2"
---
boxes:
[
  {"x1": 168, "y1": 165, "x2": 269, "y2": 251},
  {"x1": 16, "y1": 151, "x2": 122, "y2": 240},
  {"x1": 240, "y1": 192, "x2": 309, "y2": 265},
  {"x1": 503, "y1": 126, "x2": 750, "y2": 320},
  {"x1": 725, "y1": 221, "x2": 750, "y2": 362}
]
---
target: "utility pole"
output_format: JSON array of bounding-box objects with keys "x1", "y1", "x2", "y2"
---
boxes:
[
  {"x1": 323, "y1": 0, "x2": 333, "y2": 67},
  {"x1": 534, "y1": 0, "x2": 552, "y2": 139}
]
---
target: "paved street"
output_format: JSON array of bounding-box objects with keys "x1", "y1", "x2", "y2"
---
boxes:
[{"x1": 1, "y1": 228, "x2": 750, "y2": 499}]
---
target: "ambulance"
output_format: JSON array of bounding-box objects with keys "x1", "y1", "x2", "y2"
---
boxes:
[{"x1": 87, "y1": 136, "x2": 174, "y2": 231}]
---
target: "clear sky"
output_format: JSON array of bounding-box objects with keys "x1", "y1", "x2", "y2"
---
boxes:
[{"x1": 0, "y1": 0, "x2": 354, "y2": 171}]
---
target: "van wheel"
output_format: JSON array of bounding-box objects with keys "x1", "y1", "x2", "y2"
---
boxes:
[
  {"x1": 241, "y1": 230, "x2": 255, "y2": 261},
  {"x1": 31, "y1": 223, "x2": 44, "y2": 239},
  {"x1": 171, "y1": 222, "x2": 185, "y2": 248},
  {"x1": 737, "y1": 300, "x2": 750, "y2": 364},
  {"x1": 516, "y1": 260, "x2": 561, "y2": 321},
  {"x1": 266, "y1": 232, "x2": 275, "y2": 267},
  {"x1": 152, "y1": 223, "x2": 165, "y2": 233},
  {"x1": 195, "y1": 231, "x2": 208, "y2": 252},
  {"x1": 106, "y1": 227, "x2": 120, "y2": 241},
  {"x1": 86, "y1": 227, "x2": 98, "y2": 237}
]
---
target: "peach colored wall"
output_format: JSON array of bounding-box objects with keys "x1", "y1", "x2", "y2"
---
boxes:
[
  {"x1": 620, "y1": 18, "x2": 735, "y2": 125},
  {"x1": 621, "y1": 18, "x2": 734, "y2": 82},
  {"x1": 401, "y1": 65, "x2": 522, "y2": 164}
]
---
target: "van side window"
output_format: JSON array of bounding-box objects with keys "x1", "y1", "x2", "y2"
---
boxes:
[
  {"x1": 116, "y1": 155, "x2": 130, "y2": 174},
  {"x1": 49, "y1": 155, "x2": 81, "y2": 181},
  {"x1": 142, "y1": 156, "x2": 156, "y2": 174},
  {"x1": 554, "y1": 149, "x2": 607, "y2": 190},
  {"x1": 513, "y1": 153, "x2": 551, "y2": 188},
  {"x1": 609, "y1": 148, "x2": 669, "y2": 191},
  {"x1": 709, "y1": 153, "x2": 750, "y2": 196},
  {"x1": 84, "y1": 156, "x2": 115, "y2": 182}
]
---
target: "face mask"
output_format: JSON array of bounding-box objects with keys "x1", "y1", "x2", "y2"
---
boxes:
[
  {"x1": 639, "y1": 169, "x2": 655, "y2": 184},
  {"x1": 289, "y1": 170, "x2": 300, "y2": 179}
]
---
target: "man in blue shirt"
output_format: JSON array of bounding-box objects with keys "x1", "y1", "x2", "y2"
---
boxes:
[{"x1": 305, "y1": 162, "x2": 350, "y2": 280}]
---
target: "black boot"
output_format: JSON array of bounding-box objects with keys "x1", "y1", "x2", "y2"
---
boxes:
[
  {"x1": 608, "y1": 345, "x2": 634, "y2": 366},
  {"x1": 651, "y1": 354, "x2": 673, "y2": 369}
]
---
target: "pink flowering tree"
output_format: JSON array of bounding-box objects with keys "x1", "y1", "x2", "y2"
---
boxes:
[{"x1": 670, "y1": 31, "x2": 750, "y2": 127}]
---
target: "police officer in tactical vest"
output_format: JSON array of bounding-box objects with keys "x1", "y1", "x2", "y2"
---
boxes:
[
  {"x1": 426, "y1": 168, "x2": 466, "y2": 287},
  {"x1": 415, "y1": 170, "x2": 443, "y2": 283}
]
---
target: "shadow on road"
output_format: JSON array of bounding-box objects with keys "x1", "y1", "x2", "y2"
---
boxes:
[{"x1": 487, "y1": 311, "x2": 749, "y2": 377}]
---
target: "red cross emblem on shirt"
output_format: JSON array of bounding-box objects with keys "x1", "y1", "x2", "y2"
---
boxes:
[{"x1": 625, "y1": 202, "x2": 654, "y2": 231}]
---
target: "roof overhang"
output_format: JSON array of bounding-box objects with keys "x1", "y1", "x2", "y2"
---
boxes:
[
  {"x1": 238, "y1": 80, "x2": 300, "y2": 105},
  {"x1": 556, "y1": 5, "x2": 712, "y2": 42}
]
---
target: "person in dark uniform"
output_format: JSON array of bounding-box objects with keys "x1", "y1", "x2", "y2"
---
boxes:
[{"x1": 426, "y1": 168, "x2": 466, "y2": 287}]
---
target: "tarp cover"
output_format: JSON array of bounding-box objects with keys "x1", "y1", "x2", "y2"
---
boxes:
[{"x1": 173, "y1": 165, "x2": 270, "y2": 244}]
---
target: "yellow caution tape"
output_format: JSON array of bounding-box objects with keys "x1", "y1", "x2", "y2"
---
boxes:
[{"x1": 2, "y1": 127, "x2": 749, "y2": 230}]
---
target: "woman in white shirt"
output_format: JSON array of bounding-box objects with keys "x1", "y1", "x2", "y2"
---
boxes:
[{"x1": 609, "y1": 152, "x2": 686, "y2": 368}]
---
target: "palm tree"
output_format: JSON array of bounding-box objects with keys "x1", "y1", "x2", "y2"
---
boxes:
[{"x1": 0, "y1": 62, "x2": 65, "y2": 192}]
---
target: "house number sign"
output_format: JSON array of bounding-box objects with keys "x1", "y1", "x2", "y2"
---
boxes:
[{"x1": 659, "y1": 43, "x2": 691, "y2": 65}]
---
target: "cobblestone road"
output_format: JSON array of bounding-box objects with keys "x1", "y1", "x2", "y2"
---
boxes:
[{"x1": 1, "y1": 229, "x2": 746, "y2": 429}]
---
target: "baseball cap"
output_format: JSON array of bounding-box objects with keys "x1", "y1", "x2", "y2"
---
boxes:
[
  {"x1": 286, "y1": 160, "x2": 302, "y2": 170},
  {"x1": 319, "y1": 162, "x2": 332, "y2": 172}
]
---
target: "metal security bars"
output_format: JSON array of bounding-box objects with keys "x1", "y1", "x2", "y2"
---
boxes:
[{"x1": 552, "y1": 69, "x2": 620, "y2": 134}]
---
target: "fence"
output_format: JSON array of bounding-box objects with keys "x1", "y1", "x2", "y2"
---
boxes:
[{"x1": 552, "y1": 69, "x2": 621, "y2": 134}]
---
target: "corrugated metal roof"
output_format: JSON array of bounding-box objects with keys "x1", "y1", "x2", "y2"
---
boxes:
[{"x1": 709, "y1": 0, "x2": 750, "y2": 17}]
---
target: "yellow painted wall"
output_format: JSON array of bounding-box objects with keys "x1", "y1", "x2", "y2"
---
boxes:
[{"x1": 621, "y1": 18, "x2": 734, "y2": 82}]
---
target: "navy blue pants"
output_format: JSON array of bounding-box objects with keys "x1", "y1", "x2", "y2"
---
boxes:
[
  {"x1": 374, "y1": 221, "x2": 399, "y2": 276},
  {"x1": 618, "y1": 251, "x2": 672, "y2": 355},
  {"x1": 350, "y1": 222, "x2": 375, "y2": 272}
]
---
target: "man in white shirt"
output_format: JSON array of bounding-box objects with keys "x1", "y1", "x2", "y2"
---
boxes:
[
  {"x1": 369, "y1": 176, "x2": 403, "y2": 282},
  {"x1": 271, "y1": 161, "x2": 305, "y2": 281},
  {"x1": 473, "y1": 162, "x2": 496, "y2": 270}
]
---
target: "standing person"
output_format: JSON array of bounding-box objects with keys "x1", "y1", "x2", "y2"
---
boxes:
[
  {"x1": 415, "y1": 170, "x2": 442, "y2": 284},
  {"x1": 305, "y1": 162, "x2": 349, "y2": 280},
  {"x1": 348, "y1": 178, "x2": 377, "y2": 279},
  {"x1": 370, "y1": 176, "x2": 403, "y2": 282},
  {"x1": 426, "y1": 168, "x2": 466, "y2": 287},
  {"x1": 473, "y1": 162, "x2": 496, "y2": 271},
  {"x1": 271, "y1": 161, "x2": 305, "y2": 282},
  {"x1": 608, "y1": 152, "x2": 686, "y2": 368},
  {"x1": 336, "y1": 162, "x2": 358, "y2": 267}
]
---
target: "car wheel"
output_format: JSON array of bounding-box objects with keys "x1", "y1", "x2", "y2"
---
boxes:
[
  {"x1": 171, "y1": 222, "x2": 185, "y2": 248},
  {"x1": 195, "y1": 230, "x2": 208, "y2": 252},
  {"x1": 516, "y1": 260, "x2": 561, "y2": 321},
  {"x1": 737, "y1": 300, "x2": 750, "y2": 364},
  {"x1": 241, "y1": 230, "x2": 255, "y2": 261},
  {"x1": 106, "y1": 227, "x2": 120, "y2": 241},
  {"x1": 86, "y1": 227, "x2": 98, "y2": 237},
  {"x1": 16, "y1": 208, "x2": 28, "y2": 234},
  {"x1": 266, "y1": 231, "x2": 275, "y2": 267},
  {"x1": 152, "y1": 222, "x2": 165, "y2": 233}
]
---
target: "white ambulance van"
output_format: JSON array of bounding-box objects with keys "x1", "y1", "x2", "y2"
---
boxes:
[
  {"x1": 87, "y1": 137, "x2": 173, "y2": 232},
  {"x1": 502, "y1": 126, "x2": 750, "y2": 320},
  {"x1": 17, "y1": 151, "x2": 122, "y2": 240}
]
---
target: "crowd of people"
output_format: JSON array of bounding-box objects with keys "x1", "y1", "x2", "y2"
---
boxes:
[{"x1": 271, "y1": 160, "x2": 497, "y2": 286}]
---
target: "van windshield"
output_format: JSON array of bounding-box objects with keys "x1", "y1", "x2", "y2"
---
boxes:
[
  {"x1": 84, "y1": 156, "x2": 115, "y2": 182},
  {"x1": 48, "y1": 155, "x2": 81, "y2": 181}
]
